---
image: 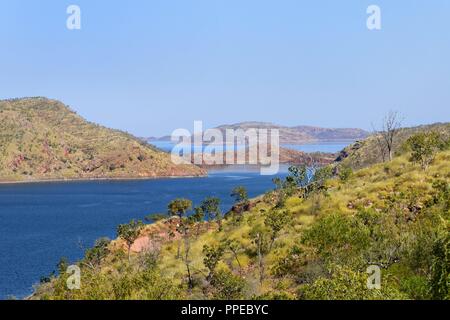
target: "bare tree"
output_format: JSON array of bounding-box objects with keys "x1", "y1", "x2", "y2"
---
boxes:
[
  {"x1": 371, "y1": 123, "x2": 388, "y2": 162},
  {"x1": 374, "y1": 111, "x2": 403, "y2": 161}
]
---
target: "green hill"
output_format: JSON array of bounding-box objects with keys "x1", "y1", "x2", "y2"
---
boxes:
[
  {"x1": 0, "y1": 98, "x2": 205, "y2": 182},
  {"x1": 33, "y1": 126, "x2": 449, "y2": 300}
]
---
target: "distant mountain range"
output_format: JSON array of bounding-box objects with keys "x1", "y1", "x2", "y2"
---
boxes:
[
  {"x1": 147, "y1": 121, "x2": 369, "y2": 144},
  {"x1": 0, "y1": 98, "x2": 205, "y2": 183}
]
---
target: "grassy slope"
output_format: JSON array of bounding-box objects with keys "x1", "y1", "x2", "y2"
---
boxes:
[
  {"x1": 34, "y1": 145, "x2": 450, "y2": 300},
  {"x1": 155, "y1": 151, "x2": 449, "y2": 299},
  {"x1": 0, "y1": 98, "x2": 205, "y2": 182},
  {"x1": 337, "y1": 122, "x2": 450, "y2": 169}
]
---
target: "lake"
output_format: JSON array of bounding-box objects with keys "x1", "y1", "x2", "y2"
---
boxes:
[
  {"x1": 0, "y1": 170, "x2": 290, "y2": 299},
  {"x1": 0, "y1": 142, "x2": 350, "y2": 299}
]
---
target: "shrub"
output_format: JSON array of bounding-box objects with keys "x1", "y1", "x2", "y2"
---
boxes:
[
  {"x1": 84, "y1": 237, "x2": 111, "y2": 269},
  {"x1": 209, "y1": 269, "x2": 246, "y2": 300},
  {"x1": 428, "y1": 233, "x2": 450, "y2": 300},
  {"x1": 406, "y1": 131, "x2": 441, "y2": 170},
  {"x1": 302, "y1": 213, "x2": 371, "y2": 267},
  {"x1": 338, "y1": 166, "x2": 353, "y2": 182},
  {"x1": 113, "y1": 268, "x2": 181, "y2": 300},
  {"x1": 400, "y1": 275, "x2": 430, "y2": 300},
  {"x1": 299, "y1": 266, "x2": 405, "y2": 300},
  {"x1": 231, "y1": 186, "x2": 249, "y2": 205}
]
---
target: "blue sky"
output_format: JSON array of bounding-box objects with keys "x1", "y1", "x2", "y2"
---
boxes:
[{"x1": 1, "y1": 1, "x2": 449, "y2": 136}]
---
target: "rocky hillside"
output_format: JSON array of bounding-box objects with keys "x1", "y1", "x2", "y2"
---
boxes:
[
  {"x1": 0, "y1": 98, "x2": 205, "y2": 182},
  {"x1": 336, "y1": 122, "x2": 450, "y2": 169},
  {"x1": 148, "y1": 122, "x2": 369, "y2": 144}
]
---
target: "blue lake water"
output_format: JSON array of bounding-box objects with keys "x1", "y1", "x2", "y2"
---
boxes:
[{"x1": 0, "y1": 170, "x2": 289, "y2": 299}]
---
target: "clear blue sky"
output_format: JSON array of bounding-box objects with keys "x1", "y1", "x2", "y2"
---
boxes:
[{"x1": 1, "y1": 0, "x2": 449, "y2": 136}]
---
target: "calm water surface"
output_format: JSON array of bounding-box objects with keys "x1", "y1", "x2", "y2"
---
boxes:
[{"x1": 0, "y1": 170, "x2": 288, "y2": 299}]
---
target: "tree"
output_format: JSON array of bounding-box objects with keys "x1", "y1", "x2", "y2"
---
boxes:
[
  {"x1": 117, "y1": 220, "x2": 144, "y2": 262},
  {"x1": 190, "y1": 207, "x2": 205, "y2": 237},
  {"x1": 372, "y1": 123, "x2": 388, "y2": 162},
  {"x1": 203, "y1": 244, "x2": 225, "y2": 281},
  {"x1": 231, "y1": 186, "x2": 249, "y2": 209},
  {"x1": 287, "y1": 165, "x2": 309, "y2": 187},
  {"x1": 168, "y1": 198, "x2": 192, "y2": 219},
  {"x1": 271, "y1": 166, "x2": 308, "y2": 207},
  {"x1": 264, "y1": 210, "x2": 292, "y2": 251},
  {"x1": 181, "y1": 207, "x2": 207, "y2": 290},
  {"x1": 191, "y1": 207, "x2": 205, "y2": 223},
  {"x1": 249, "y1": 225, "x2": 270, "y2": 285},
  {"x1": 379, "y1": 111, "x2": 403, "y2": 161},
  {"x1": 221, "y1": 239, "x2": 243, "y2": 274},
  {"x1": 183, "y1": 222, "x2": 195, "y2": 290},
  {"x1": 200, "y1": 197, "x2": 222, "y2": 224},
  {"x1": 168, "y1": 198, "x2": 193, "y2": 259},
  {"x1": 406, "y1": 131, "x2": 441, "y2": 170},
  {"x1": 83, "y1": 237, "x2": 111, "y2": 270}
]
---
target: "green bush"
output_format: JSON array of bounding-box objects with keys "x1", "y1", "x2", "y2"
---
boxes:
[
  {"x1": 299, "y1": 266, "x2": 406, "y2": 300},
  {"x1": 209, "y1": 270, "x2": 246, "y2": 300},
  {"x1": 406, "y1": 131, "x2": 442, "y2": 170},
  {"x1": 302, "y1": 213, "x2": 371, "y2": 267},
  {"x1": 338, "y1": 166, "x2": 353, "y2": 182},
  {"x1": 429, "y1": 233, "x2": 450, "y2": 300}
]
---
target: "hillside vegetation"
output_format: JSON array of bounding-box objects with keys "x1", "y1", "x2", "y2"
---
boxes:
[
  {"x1": 0, "y1": 98, "x2": 205, "y2": 182},
  {"x1": 34, "y1": 127, "x2": 449, "y2": 300},
  {"x1": 337, "y1": 122, "x2": 450, "y2": 170}
]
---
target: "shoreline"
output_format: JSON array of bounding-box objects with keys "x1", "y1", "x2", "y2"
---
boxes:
[
  {"x1": 0, "y1": 174, "x2": 208, "y2": 185},
  {"x1": 0, "y1": 161, "x2": 332, "y2": 185}
]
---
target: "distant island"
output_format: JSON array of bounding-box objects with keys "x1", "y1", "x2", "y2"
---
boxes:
[
  {"x1": 146, "y1": 121, "x2": 369, "y2": 144},
  {"x1": 0, "y1": 98, "x2": 206, "y2": 183}
]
